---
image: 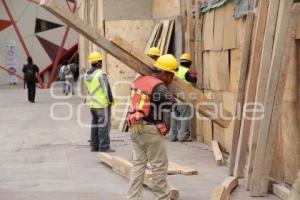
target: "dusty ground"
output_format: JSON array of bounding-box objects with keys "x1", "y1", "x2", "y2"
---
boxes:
[{"x1": 0, "y1": 85, "x2": 279, "y2": 200}]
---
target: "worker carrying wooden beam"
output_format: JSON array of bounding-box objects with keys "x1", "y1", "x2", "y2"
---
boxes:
[
  {"x1": 127, "y1": 54, "x2": 177, "y2": 199},
  {"x1": 39, "y1": 0, "x2": 233, "y2": 128}
]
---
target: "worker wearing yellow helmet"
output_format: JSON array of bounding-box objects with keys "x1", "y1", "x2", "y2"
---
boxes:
[
  {"x1": 166, "y1": 53, "x2": 198, "y2": 142},
  {"x1": 84, "y1": 52, "x2": 115, "y2": 153},
  {"x1": 128, "y1": 54, "x2": 177, "y2": 200},
  {"x1": 147, "y1": 47, "x2": 161, "y2": 61}
]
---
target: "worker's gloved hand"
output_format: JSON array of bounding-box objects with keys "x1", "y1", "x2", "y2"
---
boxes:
[{"x1": 185, "y1": 70, "x2": 197, "y2": 83}]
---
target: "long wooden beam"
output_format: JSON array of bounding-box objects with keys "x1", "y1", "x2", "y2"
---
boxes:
[
  {"x1": 39, "y1": 0, "x2": 232, "y2": 128},
  {"x1": 245, "y1": 0, "x2": 279, "y2": 190},
  {"x1": 228, "y1": 13, "x2": 254, "y2": 175},
  {"x1": 99, "y1": 153, "x2": 180, "y2": 200}
]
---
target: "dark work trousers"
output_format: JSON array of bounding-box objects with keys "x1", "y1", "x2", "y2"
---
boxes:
[
  {"x1": 27, "y1": 81, "x2": 36, "y2": 103},
  {"x1": 90, "y1": 106, "x2": 111, "y2": 151}
]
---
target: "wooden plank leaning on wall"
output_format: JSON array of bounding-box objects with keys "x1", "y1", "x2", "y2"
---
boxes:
[
  {"x1": 245, "y1": 0, "x2": 281, "y2": 191},
  {"x1": 228, "y1": 12, "x2": 254, "y2": 175},
  {"x1": 249, "y1": 0, "x2": 294, "y2": 196},
  {"x1": 233, "y1": 0, "x2": 269, "y2": 178},
  {"x1": 246, "y1": 0, "x2": 279, "y2": 189}
]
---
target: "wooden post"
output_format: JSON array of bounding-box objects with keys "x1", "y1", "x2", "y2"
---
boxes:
[
  {"x1": 40, "y1": 0, "x2": 233, "y2": 128},
  {"x1": 228, "y1": 13, "x2": 254, "y2": 176},
  {"x1": 250, "y1": 0, "x2": 294, "y2": 196}
]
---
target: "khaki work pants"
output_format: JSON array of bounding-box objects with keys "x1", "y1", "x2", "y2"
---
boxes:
[{"x1": 128, "y1": 125, "x2": 170, "y2": 200}]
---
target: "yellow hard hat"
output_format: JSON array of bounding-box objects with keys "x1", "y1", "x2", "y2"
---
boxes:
[
  {"x1": 147, "y1": 47, "x2": 161, "y2": 57},
  {"x1": 154, "y1": 54, "x2": 178, "y2": 74},
  {"x1": 180, "y1": 53, "x2": 192, "y2": 62},
  {"x1": 88, "y1": 52, "x2": 103, "y2": 63}
]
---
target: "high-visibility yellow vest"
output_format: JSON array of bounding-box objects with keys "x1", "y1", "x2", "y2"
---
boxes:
[
  {"x1": 176, "y1": 66, "x2": 192, "y2": 86},
  {"x1": 176, "y1": 66, "x2": 189, "y2": 80},
  {"x1": 84, "y1": 69, "x2": 110, "y2": 108}
]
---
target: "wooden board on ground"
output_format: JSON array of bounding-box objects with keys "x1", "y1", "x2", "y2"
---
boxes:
[
  {"x1": 99, "y1": 153, "x2": 180, "y2": 199},
  {"x1": 211, "y1": 185, "x2": 226, "y2": 200},
  {"x1": 168, "y1": 162, "x2": 198, "y2": 175},
  {"x1": 211, "y1": 176, "x2": 238, "y2": 200},
  {"x1": 272, "y1": 184, "x2": 291, "y2": 200},
  {"x1": 211, "y1": 140, "x2": 224, "y2": 166}
]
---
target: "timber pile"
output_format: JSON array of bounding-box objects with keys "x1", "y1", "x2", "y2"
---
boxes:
[
  {"x1": 145, "y1": 19, "x2": 175, "y2": 54},
  {"x1": 230, "y1": 0, "x2": 296, "y2": 197}
]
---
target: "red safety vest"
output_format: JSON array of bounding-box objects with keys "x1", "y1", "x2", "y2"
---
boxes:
[{"x1": 128, "y1": 76, "x2": 167, "y2": 135}]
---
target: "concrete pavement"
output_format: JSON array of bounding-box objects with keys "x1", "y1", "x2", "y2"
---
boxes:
[{"x1": 0, "y1": 85, "x2": 279, "y2": 200}]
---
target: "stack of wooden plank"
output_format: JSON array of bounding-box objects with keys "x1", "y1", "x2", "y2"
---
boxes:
[
  {"x1": 145, "y1": 19, "x2": 175, "y2": 54},
  {"x1": 231, "y1": 0, "x2": 296, "y2": 196}
]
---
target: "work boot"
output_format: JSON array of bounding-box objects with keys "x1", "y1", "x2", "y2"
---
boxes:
[
  {"x1": 179, "y1": 134, "x2": 191, "y2": 142},
  {"x1": 100, "y1": 147, "x2": 116, "y2": 153},
  {"x1": 90, "y1": 145, "x2": 99, "y2": 152},
  {"x1": 165, "y1": 133, "x2": 178, "y2": 142}
]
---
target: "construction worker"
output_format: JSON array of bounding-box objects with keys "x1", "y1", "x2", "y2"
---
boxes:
[
  {"x1": 84, "y1": 52, "x2": 115, "y2": 152},
  {"x1": 23, "y1": 57, "x2": 39, "y2": 103},
  {"x1": 167, "y1": 53, "x2": 197, "y2": 142},
  {"x1": 147, "y1": 47, "x2": 161, "y2": 61},
  {"x1": 127, "y1": 54, "x2": 177, "y2": 200}
]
